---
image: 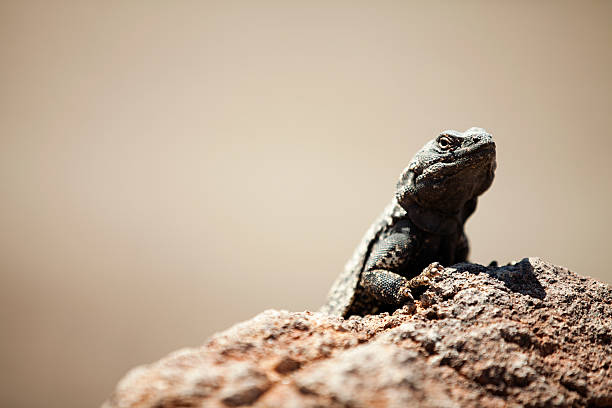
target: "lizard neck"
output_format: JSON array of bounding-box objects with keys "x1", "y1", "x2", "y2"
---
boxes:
[{"x1": 405, "y1": 203, "x2": 461, "y2": 235}]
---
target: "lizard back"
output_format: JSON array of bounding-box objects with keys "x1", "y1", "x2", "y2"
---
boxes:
[{"x1": 320, "y1": 199, "x2": 406, "y2": 316}]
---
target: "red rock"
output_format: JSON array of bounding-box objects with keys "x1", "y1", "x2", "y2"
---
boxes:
[{"x1": 103, "y1": 258, "x2": 612, "y2": 408}]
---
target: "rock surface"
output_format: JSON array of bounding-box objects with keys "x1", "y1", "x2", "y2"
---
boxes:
[{"x1": 103, "y1": 258, "x2": 611, "y2": 408}]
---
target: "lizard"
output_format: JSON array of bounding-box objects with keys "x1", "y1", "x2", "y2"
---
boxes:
[{"x1": 321, "y1": 127, "x2": 496, "y2": 317}]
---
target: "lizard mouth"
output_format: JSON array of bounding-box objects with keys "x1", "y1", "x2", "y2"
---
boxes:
[{"x1": 416, "y1": 142, "x2": 496, "y2": 183}]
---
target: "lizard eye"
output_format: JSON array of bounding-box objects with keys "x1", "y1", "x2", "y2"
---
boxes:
[{"x1": 437, "y1": 135, "x2": 453, "y2": 150}]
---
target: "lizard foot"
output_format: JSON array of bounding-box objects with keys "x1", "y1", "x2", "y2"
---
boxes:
[
  {"x1": 396, "y1": 285, "x2": 416, "y2": 305},
  {"x1": 405, "y1": 262, "x2": 444, "y2": 289}
]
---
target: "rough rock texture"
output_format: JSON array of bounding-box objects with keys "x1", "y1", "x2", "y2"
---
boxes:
[{"x1": 103, "y1": 258, "x2": 611, "y2": 408}]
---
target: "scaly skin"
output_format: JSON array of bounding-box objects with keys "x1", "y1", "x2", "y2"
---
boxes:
[{"x1": 321, "y1": 128, "x2": 496, "y2": 317}]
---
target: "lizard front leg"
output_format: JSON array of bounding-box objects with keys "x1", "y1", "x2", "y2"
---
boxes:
[{"x1": 360, "y1": 233, "x2": 420, "y2": 307}]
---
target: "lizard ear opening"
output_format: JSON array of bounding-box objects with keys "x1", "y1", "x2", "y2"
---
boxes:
[{"x1": 396, "y1": 170, "x2": 416, "y2": 209}]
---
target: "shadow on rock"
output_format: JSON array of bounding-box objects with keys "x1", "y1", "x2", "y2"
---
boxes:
[
  {"x1": 450, "y1": 258, "x2": 546, "y2": 300},
  {"x1": 487, "y1": 258, "x2": 546, "y2": 300}
]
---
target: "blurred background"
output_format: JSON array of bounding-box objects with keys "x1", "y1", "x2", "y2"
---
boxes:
[{"x1": 1, "y1": 1, "x2": 611, "y2": 407}]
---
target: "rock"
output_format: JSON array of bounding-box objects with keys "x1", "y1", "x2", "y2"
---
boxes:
[{"x1": 102, "y1": 258, "x2": 612, "y2": 408}]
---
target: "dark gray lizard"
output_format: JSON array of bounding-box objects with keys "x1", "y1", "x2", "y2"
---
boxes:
[{"x1": 321, "y1": 127, "x2": 496, "y2": 317}]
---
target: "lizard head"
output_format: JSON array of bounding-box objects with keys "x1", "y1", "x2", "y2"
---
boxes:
[{"x1": 396, "y1": 127, "x2": 496, "y2": 215}]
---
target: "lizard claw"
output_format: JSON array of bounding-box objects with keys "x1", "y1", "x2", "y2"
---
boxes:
[
  {"x1": 423, "y1": 261, "x2": 445, "y2": 277},
  {"x1": 397, "y1": 285, "x2": 415, "y2": 304},
  {"x1": 405, "y1": 262, "x2": 444, "y2": 289}
]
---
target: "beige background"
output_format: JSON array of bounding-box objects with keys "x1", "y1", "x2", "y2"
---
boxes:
[{"x1": 1, "y1": 1, "x2": 611, "y2": 407}]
